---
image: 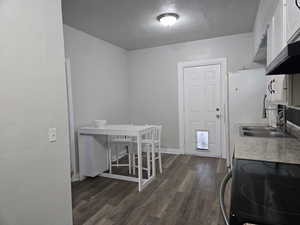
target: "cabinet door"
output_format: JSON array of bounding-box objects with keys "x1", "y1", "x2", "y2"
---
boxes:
[
  {"x1": 268, "y1": 1, "x2": 287, "y2": 104},
  {"x1": 272, "y1": 0, "x2": 287, "y2": 57},
  {"x1": 287, "y1": 0, "x2": 300, "y2": 41},
  {"x1": 267, "y1": 24, "x2": 273, "y2": 66}
]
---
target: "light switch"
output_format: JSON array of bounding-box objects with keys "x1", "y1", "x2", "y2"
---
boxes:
[{"x1": 48, "y1": 128, "x2": 57, "y2": 142}]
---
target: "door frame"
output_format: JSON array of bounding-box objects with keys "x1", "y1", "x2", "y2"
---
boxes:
[
  {"x1": 177, "y1": 58, "x2": 229, "y2": 161},
  {"x1": 65, "y1": 58, "x2": 78, "y2": 182}
]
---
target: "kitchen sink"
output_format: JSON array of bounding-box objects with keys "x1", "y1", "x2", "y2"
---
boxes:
[
  {"x1": 241, "y1": 126, "x2": 278, "y2": 132},
  {"x1": 240, "y1": 126, "x2": 295, "y2": 138},
  {"x1": 242, "y1": 131, "x2": 294, "y2": 138}
]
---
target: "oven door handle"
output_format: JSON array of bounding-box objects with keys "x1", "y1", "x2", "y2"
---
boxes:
[{"x1": 219, "y1": 169, "x2": 232, "y2": 225}]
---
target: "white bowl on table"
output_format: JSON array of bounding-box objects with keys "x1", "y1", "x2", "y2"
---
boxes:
[{"x1": 94, "y1": 120, "x2": 107, "y2": 128}]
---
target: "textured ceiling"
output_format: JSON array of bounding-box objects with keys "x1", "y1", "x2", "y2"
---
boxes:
[{"x1": 62, "y1": 0, "x2": 260, "y2": 50}]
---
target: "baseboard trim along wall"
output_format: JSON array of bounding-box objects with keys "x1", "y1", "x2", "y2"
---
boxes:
[
  {"x1": 160, "y1": 148, "x2": 184, "y2": 155},
  {"x1": 71, "y1": 174, "x2": 80, "y2": 182}
]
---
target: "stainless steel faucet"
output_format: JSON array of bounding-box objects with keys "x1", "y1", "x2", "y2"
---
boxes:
[
  {"x1": 262, "y1": 94, "x2": 287, "y2": 132},
  {"x1": 262, "y1": 94, "x2": 277, "y2": 119},
  {"x1": 262, "y1": 94, "x2": 267, "y2": 119}
]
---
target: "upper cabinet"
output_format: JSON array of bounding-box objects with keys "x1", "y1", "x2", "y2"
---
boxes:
[
  {"x1": 272, "y1": 0, "x2": 287, "y2": 58},
  {"x1": 266, "y1": 1, "x2": 288, "y2": 104},
  {"x1": 254, "y1": 1, "x2": 300, "y2": 105},
  {"x1": 266, "y1": 24, "x2": 273, "y2": 66},
  {"x1": 253, "y1": 0, "x2": 280, "y2": 60},
  {"x1": 254, "y1": 0, "x2": 300, "y2": 62},
  {"x1": 267, "y1": 0, "x2": 286, "y2": 66},
  {"x1": 286, "y1": 0, "x2": 300, "y2": 42}
]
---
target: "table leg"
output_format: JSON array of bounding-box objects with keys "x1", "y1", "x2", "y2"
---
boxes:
[
  {"x1": 151, "y1": 142, "x2": 156, "y2": 177},
  {"x1": 128, "y1": 146, "x2": 132, "y2": 175},
  {"x1": 108, "y1": 136, "x2": 112, "y2": 174},
  {"x1": 147, "y1": 145, "x2": 151, "y2": 178},
  {"x1": 132, "y1": 143, "x2": 136, "y2": 175},
  {"x1": 137, "y1": 134, "x2": 142, "y2": 191},
  {"x1": 106, "y1": 135, "x2": 109, "y2": 171}
]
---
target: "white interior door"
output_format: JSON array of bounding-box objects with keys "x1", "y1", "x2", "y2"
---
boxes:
[{"x1": 183, "y1": 64, "x2": 222, "y2": 157}]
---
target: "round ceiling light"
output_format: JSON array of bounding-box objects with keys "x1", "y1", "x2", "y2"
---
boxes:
[{"x1": 157, "y1": 13, "x2": 179, "y2": 27}]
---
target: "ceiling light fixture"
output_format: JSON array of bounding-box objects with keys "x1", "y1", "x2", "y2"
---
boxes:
[{"x1": 157, "y1": 13, "x2": 179, "y2": 27}]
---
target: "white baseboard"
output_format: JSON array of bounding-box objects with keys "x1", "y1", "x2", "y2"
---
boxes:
[
  {"x1": 71, "y1": 173, "x2": 80, "y2": 182},
  {"x1": 160, "y1": 148, "x2": 184, "y2": 155},
  {"x1": 160, "y1": 148, "x2": 228, "y2": 159}
]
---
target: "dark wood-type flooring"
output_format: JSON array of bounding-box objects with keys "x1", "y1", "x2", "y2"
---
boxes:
[{"x1": 72, "y1": 154, "x2": 229, "y2": 225}]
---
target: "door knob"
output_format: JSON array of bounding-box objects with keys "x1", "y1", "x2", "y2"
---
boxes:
[
  {"x1": 216, "y1": 108, "x2": 220, "y2": 111},
  {"x1": 216, "y1": 115, "x2": 220, "y2": 119}
]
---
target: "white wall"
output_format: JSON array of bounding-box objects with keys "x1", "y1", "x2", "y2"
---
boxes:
[
  {"x1": 229, "y1": 68, "x2": 267, "y2": 162},
  {"x1": 128, "y1": 33, "x2": 259, "y2": 150},
  {"x1": 63, "y1": 25, "x2": 129, "y2": 175},
  {"x1": 0, "y1": 1, "x2": 72, "y2": 225},
  {"x1": 64, "y1": 25, "x2": 129, "y2": 127}
]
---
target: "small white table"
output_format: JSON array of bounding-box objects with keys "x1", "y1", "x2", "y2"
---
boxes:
[{"x1": 78, "y1": 124, "x2": 156, "y2": 191}]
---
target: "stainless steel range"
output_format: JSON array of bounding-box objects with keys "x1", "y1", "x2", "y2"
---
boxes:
[{"x1": 224, "y1": 159, "x2": 300, "y2": 225}]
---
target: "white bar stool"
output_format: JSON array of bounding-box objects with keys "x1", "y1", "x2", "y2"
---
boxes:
[
  {"x1": 152, "y1": 125, "x2": 163, "y2": 174},
  {"x1": 131, "y1": 125, "x2": 162, "y2": 177},
  {"x1": 110, "y1": 135, "x2": 133, "y2": 174}
]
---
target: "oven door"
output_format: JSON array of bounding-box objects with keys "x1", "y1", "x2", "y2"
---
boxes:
[{"x1": 228, "y1": 159, "x2": 300, "y2": 225}]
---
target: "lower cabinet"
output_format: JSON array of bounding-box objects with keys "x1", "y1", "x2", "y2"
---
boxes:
[{"x1": 78, "y1": 134, "x2": 108, "y2": 179}]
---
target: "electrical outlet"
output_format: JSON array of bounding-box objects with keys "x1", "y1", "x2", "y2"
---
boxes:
[{"x1": 48, "y1": 128, "x2": 57, "y2": 142}]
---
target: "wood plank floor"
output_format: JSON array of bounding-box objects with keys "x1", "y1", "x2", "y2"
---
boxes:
[{"x1": 72, "y1": 154, "x2": 228, "y2": 225}]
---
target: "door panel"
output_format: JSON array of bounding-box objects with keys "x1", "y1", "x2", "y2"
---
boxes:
[
  {"x1": 183, "y1": 64, "x2": 222, "y2": 157},
  {"x1": 207, "y1": 84, "x2": 216, "y2": 111}
]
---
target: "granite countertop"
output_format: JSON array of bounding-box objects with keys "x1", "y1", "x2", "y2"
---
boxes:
[{"x1": 234, "y1": 123, "x2": 300, "y2": 165}]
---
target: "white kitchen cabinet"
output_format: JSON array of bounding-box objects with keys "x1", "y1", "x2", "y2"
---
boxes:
[
  {"x1": 266, "y1": 20, "x2": 276, "y2": 102},
  {"x1": 266, "y1": 1, "x2": 287, "y2": 104},
  {"x1": 272, "y1": 0, "x2": 287, "y2": 57},
  {"x1": 286, "y1": 0, "x2": 300, "y2": 42},
  {"x1": 267, "y1": 24, "x2": 273, "y2": 66},
  {"x1": 78, "y1": 134, "x2": 108, "y2": 179},
  {"x1": 267, "y1": 0, "x2": 286, "y2": 64},
  {"x1": 253, "y1": 1, "x2": 280, "y2": 59}
]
